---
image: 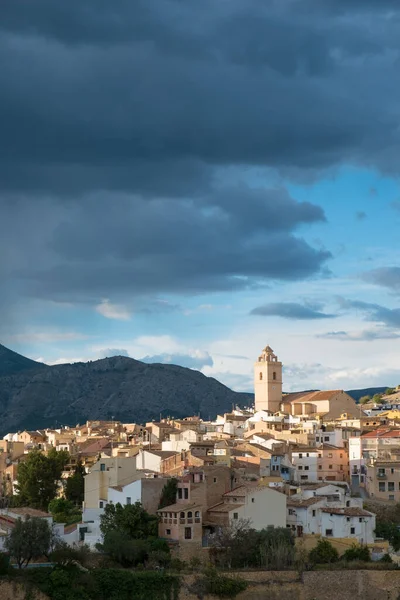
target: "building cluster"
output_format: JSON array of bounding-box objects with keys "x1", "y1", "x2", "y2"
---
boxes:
[{"x1": 1, "y1": 345, "x2": 400, "y2": 557}]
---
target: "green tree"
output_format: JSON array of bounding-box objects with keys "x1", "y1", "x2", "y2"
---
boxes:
[
  {"x1": 48, "y1": 497, "x2": 81, "y2": 525},
  {"x1": 65, "y1": 460, "x2": 85, "y2": 506},
  {"x1": 100, "y1": 501, "x2": 158, "y2": 539},
  {"x1": 386, "y1": 388, "x2": 395, "y2": 396},
  {"x1": 158, "y1": 478, "x2": 178, "y2": 509},
  {"x1": 308, "y1": 539, "x2": 339, "y2": 564},
  {"x1": 375, "y1": 521, "x2": 400, "y2": 551},
  {"x1": 100, "y1": 530, "x2": 150, "y2": 567},
  {"x1": 5, "y1": 516, "x2": 52, "y2": 568},
  {"x1": 372, "y1": 393, "x2": 384, "y2": 404},
  {"x1": 15, "y1": 449, "x2": 68, "y2": 510},
  {"x1": 342, "y1": 544, "x2": 370, "y2": 562},
  {"x1": 359, "y1": 395, "x2": 371, "y2": 405}
]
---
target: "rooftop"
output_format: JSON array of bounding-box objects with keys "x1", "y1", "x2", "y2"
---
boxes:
[
  {"x1": 320, "y1": 507, "x2": 373, "y2": 517},
  {"x1": 157, "y1": 502, "x2": 201, "y2": 513}
]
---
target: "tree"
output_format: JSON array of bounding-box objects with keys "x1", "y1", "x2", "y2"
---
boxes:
[
  {"x1": 342, "y1": 544, "x2": 370, "y2": 562},
  {"x1": 375, "y1": 522, "x2": 400, "y2": 551},
  {"x1": 5, "y1": 516, "x2": 52, "y2": 568},
  {"x1": 48, "y1": 497, "x2": 81, "y2": 525},
  {"x1": 100, "y1": 530, "x2": 150, "y2": 567},
  {"x1": 158, "y1": 478, "x2": 178, "y2": 509},
  {"x1": 15, "y1": 449, "x2": 68, "y2": 510},
  {"x1": 359, "y1": 395, "x2": 371, "y2": 405},
  {"x1": 308, "y1": 539, "x2": 339, "y2": 564},
  {"x1": 372, "y1": 394, "x2": 384, "y2": 405},
  {"x1": 65, "y1": 460, "x2": 85, "y2": 506},
  {"x1": 100, "y1": 501, "x2": 158, "y2": 540}
]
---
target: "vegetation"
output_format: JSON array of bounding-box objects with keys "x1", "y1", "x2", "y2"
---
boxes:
[
  {"x1": 365, "y1": 500, "x2": 400, "y2": 551},
  {"x1": 342, "y1": 544, "x2": 370, "y2": 562},
  {"x1": 98, "y1": 502, "x2": 169, "y2": 568},
  {"x1": 209, "y1": 520, "x2": 295, "y2": 569},
  {"x1": 5, "y1": 516, "x2": 52, "y2": 568},
  {"x1": 385, "y1": 388, "x2": 396, "y2": 396},
  {"x1": 14, "y1": 567, "x2": 180, "y2": 600},
  {"x1": 359, "y1": 395, "x2": 371, "y2": 405},
  {"x1": 15, "y1": 448, "x2": 69, "y2": 510},
  {"x1": 190, "y1": 568, "x2": 247, "y2": 599},
  {"x1": 375, "y1": 522, "x2": 400, "y2": 551},
  {"x1": 372, "y1": 393, "x2": 384, "y2": 404},
  {"x1": 158, "y1": 478, "x2": 178, "y2": 509},
  {"x1": 308, "y1": 539, "x2": 339, "y2": 565},
  {"x1": 65, "y1": 460, "x2": 86, "y2": 506},
  {"x1": 48, "y1": 498, "x2": 82, "y2": 525}
]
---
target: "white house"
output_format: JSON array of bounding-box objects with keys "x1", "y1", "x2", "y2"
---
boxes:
[
  {"x1": 320, "y1": 507, "x2": 375, "y2": 544},
  {"x1": 292, "y1": 447, "x2": 319, "y2": 483}
]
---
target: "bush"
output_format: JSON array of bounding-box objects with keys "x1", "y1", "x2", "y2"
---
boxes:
[
  {"x1": 190, "y1": 568, "x2": 247, "y2": 599},
  {"x1": 0, "y1": 552, "x2": 10, "y2": 575},
  {"x1": 309, "y1": 539, "x2": 339, "y2": 565},
  {"x1": 100, "y1": 531, "x2": 150, "y2": 567},
  {"x1": 380, "y1": 553, "x2": 393, "y2": 563},
  {"x1": 342, "y1": 544, "x2": 370, "y2": 562},
  {"x1": 169, "y1": 558, "x2": 187, "y2": 572}
]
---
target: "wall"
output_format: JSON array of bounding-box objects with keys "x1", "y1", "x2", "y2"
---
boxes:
[{"x1": 180, "y1": 570, "x2": 400, "y2": 600}]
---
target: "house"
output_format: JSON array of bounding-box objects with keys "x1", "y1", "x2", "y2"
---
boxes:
[
  {"x1": 366, "y1": 454, "x2": 400, "y2": 502},
  {"x1": 136, "y1": 449, "x2": 184, "y2": 475},
  {"x1": 83, "y1": 456, "x2": 143, "y2": 510},
  {"x1": 291, "y1": 446, "x2": 319, "y2": 483},
  {"x1": 317, "y1": 444, "x2": 349, "y2": 482},
  {"x1": 286, "y1": 485, "x2": 375, "y2": 545},
  {"x1": 207, "y1": 485, "x2": 286, "y2": 531},
  {"x1": 16, "y1": 430, "x2": 46, "y2": 448}
]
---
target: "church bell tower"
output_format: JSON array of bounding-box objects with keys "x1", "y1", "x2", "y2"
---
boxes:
[{"x1": 254, "y1": 345, "x2": 282, "y2": 413}]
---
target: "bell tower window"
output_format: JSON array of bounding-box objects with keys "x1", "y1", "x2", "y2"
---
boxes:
[
  {"x1": 259, "y1": 372, "x2": 263, "y2": 381},
  {"x1": 273, "y1": 372, "x2": 276, "y2": 381}
]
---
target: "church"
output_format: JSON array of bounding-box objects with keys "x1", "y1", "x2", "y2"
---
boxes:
[{"x1": 254, "y1": 346, "x2": 359, "y2": 420}]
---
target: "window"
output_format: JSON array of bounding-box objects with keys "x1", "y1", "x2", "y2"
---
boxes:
[
  {"x1": 184, "y1": 527, "x2": 192, "y2": 539},
  {"x1": 391, "y1": 468, "x2": 395, "y2": 474},
  {"x1": 126, "y1": 497, "x2": 131, "y2": 505},
  {"x1": 328, "y1": 453, "x2": 333, "y2": 458},
  {"x1": 195, "y1": 511, "x2": 200, "y2": 518},
  {"x1": 180, "y1": 512, "x2": 185, "y2": 519},
  {"x1": 324, "y1": 436, "x2": 329, "y2": 442},
  {"x1": 306, "y1": 453, "x2": 309, "y2": 457},
  {"x1": 340, "y1": 454, "x2": 343, "y2": 459},
  {"x1": 325, "y1": 529, "x2": 333, "y2": 536},
  {"x1": 100, "y1": 463, "x2": 106, "y2": 472},
  {"x1": 378, "y1": 468, "x2": 386, "y2": 476},
  {"x1": 233, "y1": 513, "x2": 238, "y2": 520},
  {"x1": 298, "y1": 453, "x2": 303, "y2": 459},
  {"x1": 187, "y1": 511, "x2": 192, "y2": 518},
  {"x1": 318, "y1": 465, "x2": 322, "y2": 470},
  {"x1": 305, "y1": 466, "x2": 309, "y2": 471},
  {"x1": 389, "y1": 495, "x2": 395, "y2": 501},
  {"x1": 316, "y1": 436, "x2": 320, "y2": 442},
  {"x1": 289, "y1": 509, "x2": 295, "y2": 516},
  {"x1": 166, "y1": 529, "x2": 171, "y2": 535},
  {"x1": 350, "y1": 527, "x2": 355, "y2": 534},
  {"x1": 184, "y1": 488, "x2": 189, "y2": 499},
  {"x1": 340, "y1": 465, "x2": 343, "y2": 471},
  {"x1": 213, "y1": 477, "x2": 217, "y2": 483},
  {"x1": 178, "y1": 488, "x2": 183, "y2": 499},
  {"x1": 301, "y1": 475, "x2": 308, "y2": 480},
  {"x1": 99, "y1": 501, "x2": 104, "y2": 508},
  {"x1": 312, "y1": 510, "x2": 316, "y2": 517},
  {"x1": 379, "y1": 482, "x2": 386, "y2": 492},
  {"x1": 346, "y1": 501, "x2": 350, "y2": 507},
  {"x1": 259, "y1": 372, "x2": 263, "y2": 380},
  {"x1": 251, "y1": 498, "x2": 255, "y2": 503},
  {"x1": 273, "y1": 371, "x2": 277, "y2": 380},
  {"x1": 346, "y1": 517, "x2": 350, "y2": 522},
  {"x1": 359, "y1": 518, "x2": 363, "y2": 523},
  {"x1": 329, "y1": 465, "x2": 333, "y2": 469},
  {"x1": 298, "y1": 466, "x2": 303, "y2": 470},
  {"x1": 388, "y1": 482, "x2": 395, "y2": 492}
]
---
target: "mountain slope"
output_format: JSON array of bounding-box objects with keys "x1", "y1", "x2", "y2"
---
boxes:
[
  {"x1": 0, "y1": 346, "x2": 252, "y2": 434},
  {"x1": 0, "y1": 344, "x2": 46, "y2": 377}
]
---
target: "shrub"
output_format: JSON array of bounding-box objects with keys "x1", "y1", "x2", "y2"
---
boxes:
[
  {"x1": 0, "y1": 552, "x2": 10, "y2": 575},
  {"x1": 190, "y1": 568, "x2": 247, "y2": 599},
  {"x1": 380, "y1": 553, "x2": 393, "y2": 563},
  {"x1": 342, "y1": 544, "x2": 370, "y2": 562},
  {"x1": 309, "y1": 539, "x2": 339, "y2": 565}
]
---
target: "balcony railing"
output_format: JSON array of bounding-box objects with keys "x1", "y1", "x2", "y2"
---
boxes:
[{"x1": 377, "y1": 473, "x2": 387, "y2": 479}]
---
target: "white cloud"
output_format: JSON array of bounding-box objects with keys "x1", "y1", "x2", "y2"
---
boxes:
[{"x1": 95, "y1": 299, "x2": 131, "y2": 321}]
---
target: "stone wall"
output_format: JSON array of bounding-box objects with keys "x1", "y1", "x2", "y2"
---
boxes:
[{"x1": 180, "y1": 570, "x2": 400, "y2": 600}]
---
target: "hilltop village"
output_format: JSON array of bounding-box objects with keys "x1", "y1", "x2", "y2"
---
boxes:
[{"x1": 1, "y1": 345, "x2": 400, "y2": 564}]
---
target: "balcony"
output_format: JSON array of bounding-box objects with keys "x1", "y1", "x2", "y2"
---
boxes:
[{"x1": 377, "y1": 473, "x2": 387, "y2": 479}]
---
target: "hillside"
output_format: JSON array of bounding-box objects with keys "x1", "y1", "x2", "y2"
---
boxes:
[{"x1": 0, "y1": 345, "x2": 252, "y2": 434}]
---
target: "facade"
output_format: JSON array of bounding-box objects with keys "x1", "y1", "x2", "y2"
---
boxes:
[
  {"x1": 83, "y1": 456, "x2": 142, "y2": 510},
  {"x1": 366, "y1": 457, "x2": 400, "y2": 502},
  {"x1": 292, "y1": 447, "x2": 319, "y2": 483},
  {"x1": 254, "y1": 346, "x2": 282, "y2": 413},
  {"x1": 317, "y1": 444, "x2": 349, "y2": 482}
]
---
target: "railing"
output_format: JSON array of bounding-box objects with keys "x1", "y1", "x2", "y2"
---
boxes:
[{"x1": 377, "y1": 473, "x2": 387, "y2": 479}]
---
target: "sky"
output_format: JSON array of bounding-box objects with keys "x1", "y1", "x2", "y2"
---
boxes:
[{"x1": 1, "y1": 0, "x2": 400, "y2": 393}]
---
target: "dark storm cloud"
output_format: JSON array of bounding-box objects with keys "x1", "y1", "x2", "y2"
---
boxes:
[
  {"x1": 4, "y1": 191, "x2": 328, "y2": 303},
  {"x1": 362, "y1": 268, "x2": 400, "y2": 292},
  {"x1": 1, "y1": 0, "x2": 400, "y2": 198},
  {"x1": 250, "y1": 302, "x2": 334, "y2": 320},
  {"x1": 338, "y1": 298, "x2": 400, "y2": 328},
  {"x1": 318, "y1": 329, "x2": 400, "y2": 341},
  {"x1": 2, "y1": 0, "x2": 400, "y2": 317}
]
